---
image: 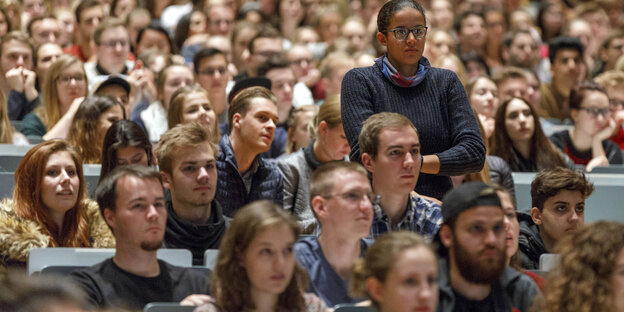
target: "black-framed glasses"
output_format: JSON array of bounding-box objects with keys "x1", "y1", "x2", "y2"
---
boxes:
[
  {"x1": 322, "y1": 191, "x2": 380, "y2": 205},
  {"x1": 579, "y1": 107, "x2": 611, "y2": 118},
  {"x1": 387, "y1": 26, "x2": 428, "y2": 40}
]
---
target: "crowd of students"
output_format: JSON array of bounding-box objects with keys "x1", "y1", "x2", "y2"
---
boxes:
[{"x1": 0, "y1": 0, "x2": 624, "y2": 310}]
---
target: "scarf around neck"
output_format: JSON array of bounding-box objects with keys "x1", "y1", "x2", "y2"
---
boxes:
[{"x1": 377, "y1": 55, "x2": 431, "y2": 88}]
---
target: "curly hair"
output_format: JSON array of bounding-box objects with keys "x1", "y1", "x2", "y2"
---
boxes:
[
  {"x1": 539, "y1": 221, "x2": 624, "y2": 312},
  {"x1": 211, "y1": 200, "x2": 308, "y2": 311}
]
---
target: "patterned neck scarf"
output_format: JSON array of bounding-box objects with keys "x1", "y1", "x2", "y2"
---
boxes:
[{"x1": 377, "y1": 54, "x2": 431, "y2": 88}]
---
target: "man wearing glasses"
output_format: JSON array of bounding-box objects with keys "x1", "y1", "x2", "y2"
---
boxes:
[
  {"x1": 84, "y1": 18, "x2": 133, "y2": 90},
  {"x1": 194, "y1": 47, "x2": 231, "y2": 124},
  {"x1": 359, "y1": 112, "x2": 442, "y2": 241},
  {"x1": 295, "y1": 161, "x2": 375, "y2": 307}
]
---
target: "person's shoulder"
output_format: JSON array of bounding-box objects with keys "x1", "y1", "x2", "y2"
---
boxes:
[
  {"x1": 276, "y1": 149, "x2": 306, "y2": 170},
  {"x1": 294, "y1": 236, "x2": 320, "y2": 264},
  {"x1": 70, "y1": 258, "x2": 112, "y2": 280},
  {"x1": 82, "y1": 199, "x2": 115, "y2": 248},
  {"x1": 161, "y1": 261, "x2": 209, "y2": 285}
]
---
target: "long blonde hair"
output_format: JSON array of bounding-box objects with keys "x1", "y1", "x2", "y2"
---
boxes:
[
  {"x1": 0, "y1": 96, "x2": 13, "y2": 143},
  {"x1": 36, "y1": 55, "x2": 86, "y2": 130}
]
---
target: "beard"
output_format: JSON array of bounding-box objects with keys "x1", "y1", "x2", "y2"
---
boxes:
[
  {"x1": 141, "y1": 239, "x2": 163, "y2": 251},
  {"x1": 452, "y1": 233, "x2": 506, "y2": 284}
]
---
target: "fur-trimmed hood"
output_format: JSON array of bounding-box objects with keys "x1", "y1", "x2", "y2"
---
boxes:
[{"x1": 0, "y1": 198, "x2": 115, "y2": 272}]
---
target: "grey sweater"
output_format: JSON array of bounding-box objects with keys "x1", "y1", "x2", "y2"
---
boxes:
[
  {"x1": 276, "y1": 141, "x2": 321, "y2": 232},
  {"x1": 341, "y1": 57, "x2": 486, "y2": 199}
]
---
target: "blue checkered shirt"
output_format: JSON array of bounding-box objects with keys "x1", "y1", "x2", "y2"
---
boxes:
[{"x1": 370, "y1": 194, "x2": 443, "y2": 242}]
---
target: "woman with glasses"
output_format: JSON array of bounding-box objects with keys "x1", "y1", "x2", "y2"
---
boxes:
[
  {"x1": 21, "y1": 55, "x2": 88, "y2": 139},
  {"x1": 550, "y1": 81, "x2": 623, "y2": 170},
  {"x1": 341, "y1": 0, "x2": 485, "y2": 200}
]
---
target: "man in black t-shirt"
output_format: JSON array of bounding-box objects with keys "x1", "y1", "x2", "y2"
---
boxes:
[
  {"x1": 70, "y1": 166, "x2": 209, "y2": 310},
  {"x1": 435, "y1": 182, "x2": 540, "y2": 312}
]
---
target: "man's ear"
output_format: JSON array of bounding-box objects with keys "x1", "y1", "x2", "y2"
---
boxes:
[
  {"x1": 366, "y1": 277, "x2": 385, "y2": 305},
  {"x1": 439, "y1": 224, "x2": 453, "y2": 248},
  {"x1": 362, "y1": 153, "x2": 375, "y2": 173},
  {"x1": 103, "y1": 208, "x2": 115, "y2": 231},
  {"x1": 376, "y1": 32, "x2": 387, "y2": 47},
  {"x1": 311, "y1": 195, "x2": 327, "y2": 219},
  {"x1": 232, "y1": 113, "x2": 242, "y2": 130},
  {"x1": 161, "y1": 171, "x2": 171, "y2": 190},
  {"x1": 531, "y1": 207, "x2": 542, "y2": 225}
]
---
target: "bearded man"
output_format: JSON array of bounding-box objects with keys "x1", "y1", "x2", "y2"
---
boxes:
[{"x1": 436, "y1": 182, "x2": 541, "y2": 312}]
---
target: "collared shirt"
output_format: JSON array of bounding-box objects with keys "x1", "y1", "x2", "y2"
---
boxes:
[{"x1": 370, "y1": 194, "x2": 443, "y2": 242}]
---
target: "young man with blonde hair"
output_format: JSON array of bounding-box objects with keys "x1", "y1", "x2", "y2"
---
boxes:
[{"x1": 155, "y1": 122, "x2": 227, "y2": 265}]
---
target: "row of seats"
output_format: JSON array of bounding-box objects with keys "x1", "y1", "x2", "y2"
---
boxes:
[{"x1": 28, "y1": 248, "x2": 219, "y2": 274}]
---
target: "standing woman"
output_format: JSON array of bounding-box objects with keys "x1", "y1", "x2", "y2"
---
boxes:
[
  {"x1": 550, "y1": 81, "x2": 622, "y2": 171},
  {"x1": 341, "y1": 0, "x2": 485, "y2": 200},
  {"x1": 196, "y1": 201, "x2": 327, "y2": 312},
  {"x1": 21, "y1": 55, "x2": 88, "y2": 140},
  {"x1": 0, "y1": 140, "x2": 114, "y2": 271}
]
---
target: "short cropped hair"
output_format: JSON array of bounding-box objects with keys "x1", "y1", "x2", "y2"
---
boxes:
[
  {"x1": 531, "y1": 167, "x2": 594, "y2": 211},
  {"x1": 309, "y1": 161, "x2": 369, "y2": 204},
  {"x1": 0, "y1": 31, "x2": 34, "y2": 59},
  {"x1": 95, "y1": 165, "x2": 162, "y2": 218},
  {"x1": 257, "y1": 55, "x2": 291, "y2": 77},
  {"x1": 155, "y1": 122, "x2": 219, "y2": 176},
  {"x1": 75, "y1": 0, "x2": 101, "y2": 23},
  {"x1": 93, "y1": 18, "x2": 127, "y2": 45},
  {"x1": 359, "y1": 112, "x2": 418, "y2": 160},
  {"x1": 193, "y1": 47, "x2": 226, "y2": 74},
  {"x1": 248, "y1": 26, "x2": 281, "y2": 55},
  {"x1": 228, "y1": 86, "x2": 276, "y2": 134},
  {"x1": 548, "y1": 36, "x2": 584, "y2": 64},
  {"x1": 492, "y1": 66, "x2": 527, "y2": 85}
]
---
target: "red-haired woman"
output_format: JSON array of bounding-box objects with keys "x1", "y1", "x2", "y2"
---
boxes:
[{"x1": 0, "y1": 140, "x2": 114, "y2": 272}]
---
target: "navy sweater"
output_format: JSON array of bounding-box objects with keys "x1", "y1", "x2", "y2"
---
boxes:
[{"x1": 341, "y1": 57, "x2": 485, "y2": 199}]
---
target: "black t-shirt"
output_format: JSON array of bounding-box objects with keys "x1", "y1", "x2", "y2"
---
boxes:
[
  {"x1": 453, "y1": 290, "x2": 495, "y2": 312},
  {"x1": 70, "y1": 258, "x2": 208, "y2": 310}
]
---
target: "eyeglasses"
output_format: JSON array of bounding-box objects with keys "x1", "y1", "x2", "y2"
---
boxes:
[
  {"x1": 100, "y1": 39, "x2": 129, "y2": 48},
  {"x1": 57, "y1": 74, "x2": 85, "y2": 84},
  {"x1": 322, "y1": 191, "x2": 380, "y2": 205},
  {"x1": 199, "y1": 67, "x2": 227, "y2": 76},
  {"x1": 387, "y1": 26, "x2": 428, "y2": 40},
  {"x1": 610, "y1": 99, "x2": 624, "y2": 110},
  {"x1": 579, "y1": 107, "x2": 611, "y2": 118}
]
